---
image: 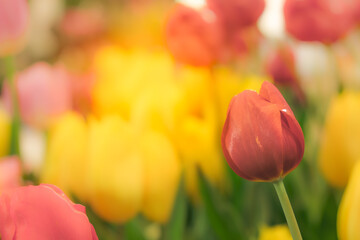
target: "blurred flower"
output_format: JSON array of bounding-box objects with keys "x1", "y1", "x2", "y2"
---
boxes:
[
  {"x1": 207, "y1": 0, "x2": 265, "y2": 32},
  {"x1": 0, "y1": 0, "x2": 28, "y2": 56},
  {"x1": 0, "y1": 108, "x2": 11, "y2": 157},
  {"x1": 0, "y1": 156, "x2": 21, "y2": 194},
  {"x1": 59, "y1": 7, "x2": 105, "y2": 42},
  {"x1": 284, "y1": 0, "x2": 354, "y2": 44},
  {"x1": 141, "y1": 130, "x2": 180, "y2": 223},
  {"x1": 222, "y1": 81, "x2": 304, "y2": 181},
  {"x1": 338, "y1": 161, "x2": 360, "y2": 240},
  {"x1": 258, "y1": 225, "x2": 292, "y2": 240},
  {"x1": 214, "y1": 67, "x2": 264, "y2": 124},
  {"x1": 87, "y1": 115, "x2": 143, "y2": 223},
  {"x1": 265, "y1": 44, "x2": 305, "y2": 104},
  {"x1": 0, "y1": 184, "x2": 98, "y2": 240},
  {"x1": 93, "y1": 46, "x2": 225, "y2": 201},
  {"x1": 92, "y1": 46, "x2": 175, "y2": 119},
  {"x1": 165, "y1": 3, "x2": 225, "y2": 66},
  {"x1": 3, "y1": 62, "x2": 72, "y2": 129},
  {"x1": 69, "y1": 72, "x2": 95, "y2": 115},
  {"x1": 174, "y1": 67, "x2": 224, "y2": 200},
  {"x1": 41, "y1": 112, "x2": 89, "y2": 201},
  {"x1": 318, "y1": 91, "x2": 360, "y2": 187}
]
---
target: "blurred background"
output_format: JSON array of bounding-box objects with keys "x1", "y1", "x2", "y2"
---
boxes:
[{"x1": 1, "y1": 0, "x2": 360, "y2": 239}]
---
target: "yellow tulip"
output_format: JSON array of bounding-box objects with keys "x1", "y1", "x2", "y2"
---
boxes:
[
  {"x1": 141, "y1": 130, "x2": 180, "y2": 223},
  {"x1": 318, "y1": 91, "x2": 360, "y2": 187},
  {"x1": 174, "y1": 67, "x2": 224, "y2": 200},
  {"x1": 258, "y1": 225, "x2": 292, "y2": 240},
  {"x1": 87, "y1": 115, "x2": 143, "y2": 223},
  {"x1": 41, "y1": 112, "x2": 88, "y2": 200},
  {"x1": 0, "y1": 108, "x2": 10, "y2": 157},
  {"x1": 214, "y1": 67, "x2": 265, "y2": 125},
  {"x1": 338, "y1": 161, "x2": 360, "y2": 240},
  {"x1": 92, "y1": 46, "x2": 175, "y2": 120}
]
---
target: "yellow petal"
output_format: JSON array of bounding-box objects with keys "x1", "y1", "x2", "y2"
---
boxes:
[
  {"x1": 0, "y1": 108, "x2": 10, "y2": 157},
  {"x1": 319, "y1": 91, "x2": 360, "y2": 187},
  {"x1": 87, "y1": 115, "x2": 143, "y2": 223},
  {"x1": 258, "y1": 225, "x2": 293, "y2": 240},
  {"x1": 141, "y1": 130, "x2": 181, "y2": 223},
  {"x1": 41, "y1": 112, "x2": 88, "y2": 200},
  {"x1": 338, "y1": 161, "x2": 360, "y2": 240}
]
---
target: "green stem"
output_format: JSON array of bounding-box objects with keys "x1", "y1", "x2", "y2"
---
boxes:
[
  {"x1": 273, "y1": 179, "x2": 302, "y2": 240},
  {"x1": 4, "y1": 56, "x2": 21, "y2": 156}
]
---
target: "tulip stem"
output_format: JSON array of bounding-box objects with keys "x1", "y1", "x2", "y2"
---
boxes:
[
  {"x1": 273, "y1": 179, "x2": 302, "y2": 240},
  {"x1": 4, "y1": 56, "x2": 21, "y2": 156}
]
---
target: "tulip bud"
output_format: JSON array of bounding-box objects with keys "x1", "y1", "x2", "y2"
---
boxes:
[
  {"x1": 0, "y1": 184, "x2": 98, "y2": 239},
  {"x1": 337, "y1": 161, "x2": 360, "y2": 240},
  {"x1": 0, "y1": 0, "x2": 28, "y2": 56},
  {"x1": 165, "y1": 3, "x2": 225, "y2": 66},
  {"x1": 221, "y1": 81, "x2": 304, "y2": 181}
]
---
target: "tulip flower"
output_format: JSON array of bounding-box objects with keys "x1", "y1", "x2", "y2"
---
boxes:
[
  {"x1": 141, "y1": 130, "x2": 180, "y2": 223},
  {"x1": 338, "y1": 161, "x2": 360, "y2": 240},
  {"x1": 207, "y1": 0, "x2": 265, "y2": 32},
  {"x1": 2, "y1": 62, "x2": 72, "y2": 129},
  {"x1": 165, "y1": 3, "x2": 225, "y2": 66},
  {"x1": 222, "y1": 81, "x2": 304, "y2": 240},
  {"x1": 258, "y1": 225, "x2": 292, "y2": 240},
  {"x1": 0, "y1": 184, "x2": 98, "y2": 240},
  {"x1": 265, "y1": 45, "x2": 305, "y2": 104},
  {"x1": 0, "y1": 0, "x2": 28, "y2": 56},
  {"x1": 284, "y1": 0, "x2": 354, "y2": 44},
  {"x1": 87, "y1": 115, "x2": 143, "y2": 223},
  {"x1": 318, "y1": 91, "x2": 360, "y2": 187},
  {"x1": 0, "y1": 156, "x2": 21, "y2": 194},
  {"x1": 41, "y1": 112, "x2": 89, "y2": 201},
  {"x1": 221, "y1": 81, "x2": 304, "y2": 181},
  {"x1": 59, "y1": 8, "x2": 105, "y2": 41}
]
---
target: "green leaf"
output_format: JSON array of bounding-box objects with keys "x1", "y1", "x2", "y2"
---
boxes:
[
  {"x1": 163, "y1": 174, "x2": 187, "y2": 240},
  {"x1": 197, "y1": 168, "x2": 244, "y2": 240},
  {"x1": 124, "y1": 218, "x2": 147, "y2": 240}
]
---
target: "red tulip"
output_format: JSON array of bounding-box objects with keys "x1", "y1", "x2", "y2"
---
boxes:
[
  {"x1": 221, "y1": 81, "x2": 304, "y2": 181},
  {"x1": 0, "y1": 0, "x2": 28, "y2": 56},
  {"x1": 207, "y1": 0, "x2": 265, "y2": 33},
  {"x1": 165, "y1": 3, "x2": 225, "y2": 66},
  {"x1": 0, "y1": 184, "x2": 98, "y2": 240},
  {"x1": 59, "y1": 8, "x2": 105, "y2": 41},
  {"x1": 284, "y1": 0, "x2": 355, "y2": 44},
  {"x1": 265, "y1": 45, "x2": 305, "y2": 104}
]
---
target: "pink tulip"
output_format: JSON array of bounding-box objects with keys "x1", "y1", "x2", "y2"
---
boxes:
[
  {"x1": 0, "y1": 156, "x2": 21, "y2": 194},
  {"x1": 0, "y1": 0, "x2": 28, "y2": 56},
  {"x1": 3, "y1": 62, "x2": 72, "y2": 129},
  {"x1": 0, "y1": 184, "x2": 98, "y2": 240}
]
